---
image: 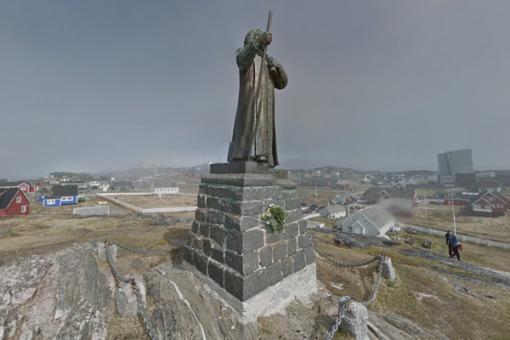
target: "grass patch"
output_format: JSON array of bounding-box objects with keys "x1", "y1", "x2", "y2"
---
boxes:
[{"x1": 314, "y1": 231, "x2": 510, "y2": 339}]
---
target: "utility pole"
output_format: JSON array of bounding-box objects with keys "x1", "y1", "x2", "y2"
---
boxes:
[
  {"x1": 450, "y1": 193, "x2": 457, "y2": 235},
  {"x1": 424, "y1": 197, "x2": 427, "y2": 220}
]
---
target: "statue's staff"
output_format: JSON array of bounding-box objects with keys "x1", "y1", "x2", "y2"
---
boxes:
[{"x1": 252, "y1": 10, "x2": 273, "y2": 157}]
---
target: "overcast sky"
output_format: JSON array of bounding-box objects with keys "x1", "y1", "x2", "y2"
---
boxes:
[{"x1": 2, "y1": 1, "x2": 510, "y2": 179}]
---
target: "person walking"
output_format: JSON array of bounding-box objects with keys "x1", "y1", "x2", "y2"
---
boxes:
[
  {"x1": 445, "y1": 231, "x2": 454, "y2": 257},
  {"x1": 448, "y1": 232, "x2": 462, "y2": 261}
]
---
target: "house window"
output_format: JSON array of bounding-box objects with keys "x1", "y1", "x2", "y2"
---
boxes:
[
  {"x1": 21, "y1": 205, "x2": 27, "y2": 213},
  {"x1": 16, "y1": 196, "x2": 21, "y2": 203}
]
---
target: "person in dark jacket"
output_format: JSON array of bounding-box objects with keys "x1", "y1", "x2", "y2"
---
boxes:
[
  {"x1": 448, "y1": 233, "x2": 462, "y2": 261},
  {"x1": 445, "y1": 231, "x2": 454, "y2": 257}
]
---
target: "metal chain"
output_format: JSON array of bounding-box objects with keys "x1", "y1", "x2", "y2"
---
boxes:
[
  {"x1": 324, "y1": 269, "x2": 383, "y2": 340},
  {"x1": 361, "y1": 256, "x2": 384, "y2": 306},
  {"x1": 105, "y1": 243, "x2": 160, "y2": 340},
  {"x1": 325, "y1": 296, "x2": 350, "y2": 340},
  {"x1": 315, "y1": 239, "x2": 387, "y2": 340}
]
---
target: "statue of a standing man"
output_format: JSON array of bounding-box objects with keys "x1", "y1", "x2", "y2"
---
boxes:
[{"x1": 227, "y1": 29, "x2": 288, "y2": 168}]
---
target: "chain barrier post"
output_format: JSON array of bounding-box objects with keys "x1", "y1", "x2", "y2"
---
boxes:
[
  {"x1": 325, "y1": 296, "x2": 351, "y2": 340},
  {"x1": 314, "y1": 240, "x2": 390, "y2": 339}
]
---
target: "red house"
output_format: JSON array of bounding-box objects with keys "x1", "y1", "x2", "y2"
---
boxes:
[
  {"x1": 470, "y1": 192, "x2": 508, "y2": 217},
  {"x1": 0, "y1": 187, "x2": 30, "y2": 216},
  {"x1": 0, "y1": 181, "x2": 37, "y2": 193},
  {"x1": 17, "y1": 182, "x2": 32, "y2": 193}
]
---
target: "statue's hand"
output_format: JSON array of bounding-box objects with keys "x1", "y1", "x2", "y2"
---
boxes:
[
  {"x1": 267, "y1": 56, "x2": 277, "y2": 68},
  {"x1": 256, "y1": 32, "x2": 272, "y2": 48}
]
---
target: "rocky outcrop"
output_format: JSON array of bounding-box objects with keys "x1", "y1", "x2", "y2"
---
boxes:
[
  {"x1": 381, "y1": 257, "x2": 398, "y2": 282},
  {"x1": 144, "y1": 264, "x2": 259, "y2": 340},
  {"x1": 1, "y1": 240, "x2": 404, "y2": 340},
  {"x1": 0, "y1": 242, "x2": 113, "y2": 340},
  {"x1": 0, "y1": 242, "x2": 261, "y2": 340},
  {"x1": 341, "y1": 301, "x2": 369, "y2": 340}
]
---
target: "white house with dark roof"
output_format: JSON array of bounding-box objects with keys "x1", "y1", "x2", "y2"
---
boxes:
[{"x1": 335, "y1": 206, "x2": 397, "y2": 239}]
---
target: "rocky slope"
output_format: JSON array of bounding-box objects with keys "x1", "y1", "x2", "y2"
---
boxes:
[
  {"x1": 0, "y1": 242, "x2": 111, "y2": 339},
  {"x1": 0, "y1": 241, "x2": 337, "y2": 339},
  {"x1": 6, "y1": 237, "x2": 500, "y2": 339}
]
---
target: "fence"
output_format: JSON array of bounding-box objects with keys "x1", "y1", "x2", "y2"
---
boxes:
[
  {"x1": 73, "y1": 205, "x2": 111, "y2": 216},
  {"x1": 97, "y1": 194, "x2": 196, "y2": 215}
]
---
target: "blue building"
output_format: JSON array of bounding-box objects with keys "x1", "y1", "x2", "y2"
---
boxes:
[
  {"x1": 41, "y1": 185, "x2": 79, "y2": 207},
  {"x1": 42, "y1": 197, "x2": 62, "y2": 207}
]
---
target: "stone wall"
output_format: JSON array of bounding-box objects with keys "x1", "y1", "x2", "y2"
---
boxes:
[
  {"x1": 72, "y1": 205, "x2": 110, "y2": 216},
  {"x1": 183, "y1": 173, "x2": 315, "y2": 301}
]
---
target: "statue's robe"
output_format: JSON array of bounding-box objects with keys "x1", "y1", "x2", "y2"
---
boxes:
[{"x1": 227, "y1": 43, "x2": 288, "y2": 168}]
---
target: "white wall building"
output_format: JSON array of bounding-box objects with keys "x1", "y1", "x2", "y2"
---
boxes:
[
  {"x1": 336, "y1": 206, "x2": 397, "y2": 239},
  {"x1": 320, "y1": 205, "x2": 347, "y2": 220},
  {"x1": 154, "y1": 187, "x2": 179, "y2": 194}
]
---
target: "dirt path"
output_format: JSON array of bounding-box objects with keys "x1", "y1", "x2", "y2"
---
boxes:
[{"x1": 400, "y1": 248, "x2": 510, "y2": 288}]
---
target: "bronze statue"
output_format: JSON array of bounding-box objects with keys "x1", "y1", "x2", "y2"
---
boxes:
[{"x1": 227, "y1": 26, "x2": 288, "y2": 168}]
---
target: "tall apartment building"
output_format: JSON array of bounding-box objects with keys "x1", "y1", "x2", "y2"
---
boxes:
[{"x1": 437, "y1": 149, "x2": 475, "y2": 187}]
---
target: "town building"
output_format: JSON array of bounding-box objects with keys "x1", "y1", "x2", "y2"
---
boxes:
[
  {"x1": 0, "y1": 181, "x2": 37, "y2": 193},
  {"x1": 469, "y1": 192, "x2": 509, "y2": 217},
  {"x1": 0, "y1": 187, "x2": 30, "y2": 216},
  {"x1": 99, "y1": 183, "x2": 110, "y2": 192},
  {"x1": 476, "y1": 178, "x2": 503, "y2": 193},
  {"x1": 152, "y1": 177, "x2": 179, "y2": 194},
  {"x1": 437, "y1": 149, "x2": 475, "y2": 187},
  {"x1": 320, "y1": 205, "x2": 347, "y2": 220},
  {"x1": 89, "y1": 181, "x2": 100, "y2": 189},
  {"x1": 110, "y1": 181, "x2": 134, "y2": 192},
  {"x1": 40, "y1": 185, "x2": 79, "y2": 207},
  {"x1": 335, "y1": 206, "x2": 397, "y2": 238},
  {"x1": 363, "y1": 186, "x2": 416, "y2": 216},
  {"x1": 335, "y1": 179, "x2": 355, "y2": 190},
  {"x1": 331, "y1": 193, "x2": 358, "y2": 205},
  {"x1": 306, "y1": 220, "x2": 325, "y2": 230},
  {"x1": 154, "y1": 187, "x2": 179, "y2": 194}
]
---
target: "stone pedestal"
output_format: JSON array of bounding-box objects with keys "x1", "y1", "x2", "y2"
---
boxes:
[{"x1": 183, "y1": 163, "x2": 317, "y2": 321}]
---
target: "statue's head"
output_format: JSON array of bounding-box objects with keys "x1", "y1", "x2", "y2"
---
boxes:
[{"x1": 244, "y1": 29, "x2": 264, "y2": 47}]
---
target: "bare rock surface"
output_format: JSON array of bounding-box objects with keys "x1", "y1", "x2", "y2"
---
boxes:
[
  {"x1": 145, "y1": 264, "x2": 258, "y2": 340},
  {"x1": 341, "y1": 301, "x2": 369, "y2": 340},
  {"x1": 0, "y1": 242, "x2": 113, "y2": 340},
  {"x1": 1, "y1": 240, "x2": 428, "y2": 340},
  {"x1": 381, "y1": 257, "x2": 398, "y2": 282},
  {"x1": 0, "y1": 242, "x2": 265, "y2": 339}
]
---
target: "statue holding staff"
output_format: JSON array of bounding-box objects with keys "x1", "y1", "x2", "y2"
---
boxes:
[{"x1": 227, "y1": 12, "x2": 288, "y2": 168}]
